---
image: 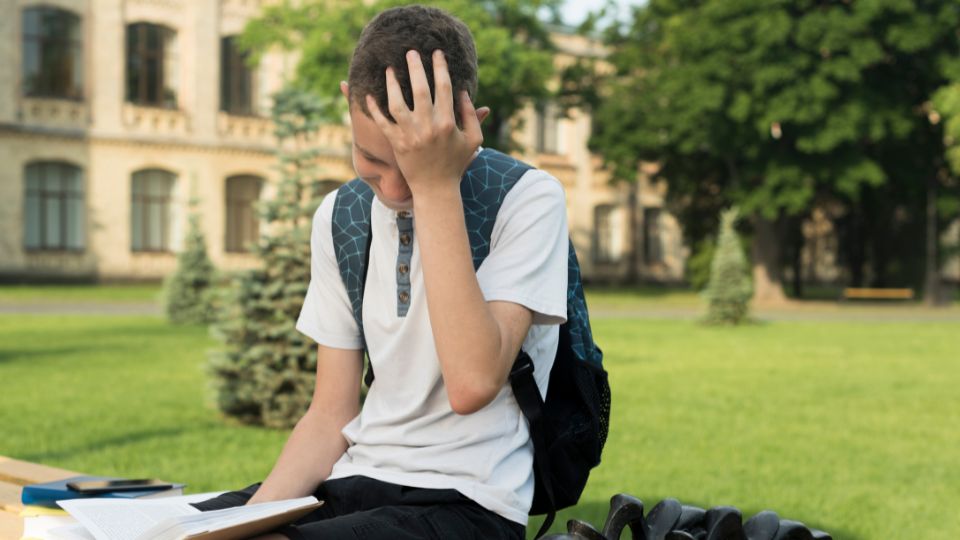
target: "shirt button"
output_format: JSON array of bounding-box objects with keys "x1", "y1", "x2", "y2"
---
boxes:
[
  {"x1": 400, "y1": 233, "x2": 411, "y2": 246},
  {"x1": 398, "y1": 263, "x2": 409, "y2": 275},
  {"x1": 398, "y1": 291, "x2": 410, "y2": 303}
]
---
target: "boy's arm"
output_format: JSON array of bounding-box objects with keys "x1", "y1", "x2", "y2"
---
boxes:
[
  {"x1": 367, "y1": 50, "x2": 545, "y2": 414},
  {"x1": 247, "y1": 344, "x2": 362, "y2": 504}
]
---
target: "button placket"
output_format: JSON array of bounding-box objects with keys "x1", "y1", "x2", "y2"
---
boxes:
[{"x1": 395, "y1": 212, "x2": 414, "y2": 317}]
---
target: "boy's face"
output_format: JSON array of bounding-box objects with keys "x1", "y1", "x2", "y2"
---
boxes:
[
  {"x1": 342, "y1": 82, "x2": 414, "y2": 210},
  {"x1": 340, "y1": 80, "x2": 489, "y2": 212}
]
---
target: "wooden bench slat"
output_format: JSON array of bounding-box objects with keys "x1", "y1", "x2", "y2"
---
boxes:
[
  {"x1": 0, "y1": 457, "x2": 79, "y2": 487},
  {"x1": 0, "y1": 482, "x2": 22, "y2": 513},
  {"x1": 842, "y1": 287, "x2": 914, "y2": 300}
]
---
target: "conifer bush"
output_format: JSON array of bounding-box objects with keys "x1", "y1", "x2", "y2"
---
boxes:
[
  {"x1": 164, "y1": 201, "x2": 216, "y2": 324},
  {"x1": 207, "y1": 88, "x2": 333, "y2": 428},
  {"x1": 703, "y1": 208, "x2": 753, "y2": 325}
]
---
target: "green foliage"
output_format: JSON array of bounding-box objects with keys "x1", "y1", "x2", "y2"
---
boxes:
[
  {"x1": 240, "y1": 0, "x2": 559, "y2": 150},
  {"x1": 590, "y1": 0, "x2": 960, "y2": 289},
  {"x1": 206, "y1": 88, "x2": 327, "y2": 428},
  {"x1": 703, "y1": 208, "x2": 752, "y2": 324},
  {"x1": 163, "y1": 201, "x2": 216, "y2": 324},
  {"x1": 685, "y1": 238, "x2": 715, "y2": 291}
]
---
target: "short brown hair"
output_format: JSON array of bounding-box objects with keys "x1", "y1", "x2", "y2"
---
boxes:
[{"x1": 348, "y1": 5, "x2": 478, "y2": 127}]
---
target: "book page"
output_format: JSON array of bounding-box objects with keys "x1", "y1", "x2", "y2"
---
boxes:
[
  {"x1": 140, "y1": 497, "x2": 321, "y2": 540},
  {"x1": 58, "y1": 498, "x2": 200, "y2": 540}
]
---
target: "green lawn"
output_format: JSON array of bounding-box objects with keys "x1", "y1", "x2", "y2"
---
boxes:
[
  {"x1": 1, "y1": 314, "x2": 958, "y2": 539},
  {"x1": 0, "y1": 284, "x2": 162, "y2": 303}
]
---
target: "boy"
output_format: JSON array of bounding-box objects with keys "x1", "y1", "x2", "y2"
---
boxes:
[{"x1": 196, "y1": 5, "x2": 569, "y2": 538}]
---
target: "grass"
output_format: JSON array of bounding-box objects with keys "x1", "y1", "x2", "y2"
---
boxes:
[
  {"x1": 1, "y1": 315, "x2": 959, "y2": 538},
  {"x1": 0, "y1": 284, "x2": 162, "y2": 303}
]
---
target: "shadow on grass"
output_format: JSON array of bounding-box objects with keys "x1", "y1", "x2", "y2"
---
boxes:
[
  {"x1": 529, "y1": 498, "x2": 862, "y2": 540},
  {"x1": 0, "y1": 346, "x2": 101, "y2": 364},
  {"x1": 18, "y1": 427, "x2": 197, "y2": 464}
]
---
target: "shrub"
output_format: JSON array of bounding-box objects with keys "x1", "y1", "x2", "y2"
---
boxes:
[
  {"x1": 703, "y1": 208, "x2": 752, "y2": 324},
  {"x1": 207, "y1": 88, "x2": 333, "y2": 428},
  {"x1": 164, "y1": 202, "x2": 216, "y2": 324}
]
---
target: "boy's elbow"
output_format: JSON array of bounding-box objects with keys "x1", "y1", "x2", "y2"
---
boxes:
[{"x1": 447, "y1": 378, "x2": 500, "y2": 415}]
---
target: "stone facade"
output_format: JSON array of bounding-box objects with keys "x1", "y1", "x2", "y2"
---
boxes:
[{"x1": 0, "y1": 0, "x2": 686, "y2": 283}]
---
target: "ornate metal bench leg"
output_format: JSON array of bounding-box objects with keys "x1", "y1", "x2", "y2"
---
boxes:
[
  {"x1": 675, "y1": 504, "x2": 707, "y2": 538},
  {"x1": 704, "y1": 506, "x2": 746, "y2": 540},
  {"x1": 567, "y1": 518, "x2": 608, "y2": 540},
  {"x1": 602, "y1": 494, "x2": 646, "y2": 540},
  {"x1": 743, "y1": 510, "x2": 780, "y2": 540},
  {"x1": 666, "y1": 532, "x2": 697, "y2": 539},
  {"x1": 771, "y1": 520, "x2": 814, "y2": 540},
  {"x1": 645, "y1": 498, "x2": 683, "y2": 540}
]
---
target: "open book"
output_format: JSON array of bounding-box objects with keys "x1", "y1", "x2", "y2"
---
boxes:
[{"x1": 55, "y1": 494, "x2": 321, "y2": 540}]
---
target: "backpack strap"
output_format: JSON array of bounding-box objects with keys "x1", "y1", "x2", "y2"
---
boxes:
[
  {"x1": 460, "y1": 148, "x2": 532, "y2": 269},
  {"x1": 331, "y1": 180, "x2": 375, "y2": 382}
]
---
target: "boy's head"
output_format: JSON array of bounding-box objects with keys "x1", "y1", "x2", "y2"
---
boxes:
[
  {"x1": 341, "y1": 5, "x2": 483, "y2": 210},
  {"x1": 347, "y1": 4, "x2": 478, "y2": 128}
]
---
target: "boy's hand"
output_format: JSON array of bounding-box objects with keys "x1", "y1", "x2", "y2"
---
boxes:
[{"x1": 366, "y1": 49, "x2": 484, "y2": 198}]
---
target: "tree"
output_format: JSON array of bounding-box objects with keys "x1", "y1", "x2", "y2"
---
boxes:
[
  {"x1": 240, "y1": 0, "x2": 560, "y2": 151},
  {"x1": 589, "y1": 0, "x2": 960, "y2": 303},
  {"x1": 703, "y1": 208, "x2": 752, "y2": 324},
  {"x1": 163, "y1": 198, "x2": 215, "y2": 324},
  {"x1": 206, "y1": 88, "x2": 330, "y2": 428}
]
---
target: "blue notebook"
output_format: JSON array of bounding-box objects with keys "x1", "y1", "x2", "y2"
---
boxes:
[{"x1": 21, "y1": 475, "x2": 185, "y2": 507}]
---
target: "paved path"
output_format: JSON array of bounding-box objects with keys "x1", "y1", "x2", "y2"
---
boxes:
[
  {"x1": 0, "y1": 301, "x2": 162, "y2": 316},
  {"x1": 2, "y1": 300, "x2": 959, "y2": 322}
]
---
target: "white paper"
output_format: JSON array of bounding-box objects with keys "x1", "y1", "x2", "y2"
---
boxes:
[
  {"x1": 56, "y1": 494, "x2": 317, "y2": 540},
  {"x1": 58, "y1": 498, "x2": 200, "y2": 540}
]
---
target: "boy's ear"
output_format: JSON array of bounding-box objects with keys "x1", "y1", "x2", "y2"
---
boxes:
[
  {"x1": 476, "y1": 106, "x2": 490, "y2": 125},
  {"x1": 340, "y1": 80, "x2": 349, "y2": 99}
]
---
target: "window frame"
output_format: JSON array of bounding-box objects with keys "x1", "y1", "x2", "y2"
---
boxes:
[
  {"x1": 125, "y1": 22, "x2": 177, "y2": 108},
  {"x1": 224, "y1": 174, "x2": 263, "y2": 253},
  {"x1": 23, "y1": 161, "x2": 85, "y2": 253},
  {"x1": 131, "y1": 169, "x2": 176, "y2": 253},
  {"x1": 220, "y1": 35, "x2": 258, "y2": 116},
  {"x1": 21, "y1": 6, "x2": 84, "y2": 100}
]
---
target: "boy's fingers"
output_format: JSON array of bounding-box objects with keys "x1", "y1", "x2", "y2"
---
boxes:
[
  {"x1": 384, "y1": 67, "x2": 410, "y2": 121},
  {"x1": 366, "y1": 94, "x2": 398, "y2": 137},
  {"x1": 459, "y1": 91, "x2": 483, "y2": 146},
  {"x1": 406, "y1": 50, "x2": 432, "y2": 113},
  {"x1": 432, "y1": 50, "x2": 454, "y2": 123}
]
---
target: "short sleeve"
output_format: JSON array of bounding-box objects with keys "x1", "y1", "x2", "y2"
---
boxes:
[
  {"x1": 295, "y1": 190, "x2": 364, "y2": 350},
  {"x1": 476, "y1": 170, "x2": 569, "y2": 325}
]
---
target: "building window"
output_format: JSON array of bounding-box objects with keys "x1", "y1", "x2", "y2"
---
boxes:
[
  {"x1": 225, "y1": 175, "x2": 263, "y2": 253},
  {"x1": 535, "y1": 102, "x2": 560, "y2": 154},
  {"x1": 643, "y1": 207, "x2": 664, "y2": 264},
  {"x1": 220, "y1": 36, "x2": 257, "y2": 115},
  {"x1": 24, "y1": 162, "x2": 85, "y2": 251},
  {"x1": 131, "y1": 169, "x2": 176, "y2": 252},
  {"x1": 594, "y1": 204, "x2": 622, "y2": 264},
  {"x1": 126, "y1": 23, "x2": 178, "y2": 107},
  {"x1": 22, "y1": 7, "x2": 83, "y2": 99}
]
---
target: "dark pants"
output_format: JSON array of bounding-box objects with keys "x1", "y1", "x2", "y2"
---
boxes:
[{"x1": 191, "y1": 475, "x2": 525, "y2": 540}]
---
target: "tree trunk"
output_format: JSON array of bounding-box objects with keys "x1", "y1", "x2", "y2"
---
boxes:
[
  {"x1": 751, "y1": 214, "x2": 787, "y2": 305},
  {"x1": 626, "y1": 180, "x2": 639, "y2": 284},
  {"x1": 924, "y1": 173, "x2": 941, "y2": 305}
]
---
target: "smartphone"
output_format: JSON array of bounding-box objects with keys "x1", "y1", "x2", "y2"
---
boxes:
[{"x1": 66, "y1": 479, "x2": 174, "y2": 494}]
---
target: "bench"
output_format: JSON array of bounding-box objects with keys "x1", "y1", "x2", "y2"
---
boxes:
[
  {"x1": 841, "y1": 287, "x2": 914, "y2": 300},
  {"x1": 0, "y1": 456, "x2": 79, "y2": 540}
]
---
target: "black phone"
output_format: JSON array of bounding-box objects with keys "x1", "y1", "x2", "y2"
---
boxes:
[{"x1": 66, "y1": 479, "x2": 174, "y2": 494}]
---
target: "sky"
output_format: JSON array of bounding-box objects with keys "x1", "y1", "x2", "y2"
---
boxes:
[{"x1": 558, "y1": 0, "x2": 645, "y2": 26}]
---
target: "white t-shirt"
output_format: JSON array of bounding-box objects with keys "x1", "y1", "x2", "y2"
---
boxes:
[{"x1": 295, "y1": 165, "x2": 569, "y2": 525}]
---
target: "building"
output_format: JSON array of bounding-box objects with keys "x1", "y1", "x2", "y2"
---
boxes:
[{"x1": 0, "y1": 0, "x2": 686, "y2": 283}]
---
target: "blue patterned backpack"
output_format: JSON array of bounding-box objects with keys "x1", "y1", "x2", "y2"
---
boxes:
[{"x1": 330, "y1": 148, "x2": 610, "y2": 538}]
